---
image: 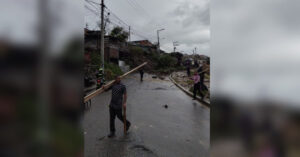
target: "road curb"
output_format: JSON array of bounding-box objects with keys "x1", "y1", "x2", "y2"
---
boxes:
[{"x1": 169, "y1": 73, "x2": 210, "y2": 107}]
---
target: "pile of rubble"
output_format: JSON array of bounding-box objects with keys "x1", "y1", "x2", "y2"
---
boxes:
[{"x1": 172, "y1": 71, "x2": 194, "y2": 90}]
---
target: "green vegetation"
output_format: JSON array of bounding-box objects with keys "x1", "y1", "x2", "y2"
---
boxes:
[
  {"x1": 104, "y1": 62, "x2": 123, "y2": 81},
  {"x1": 124, "y1": 45, "x2": 185, "y2": 74},
  {"x1": 130, "y1": 46, "x2": 144, "y2": 57},
  {"x1": 157, "y1": 54, "x2": 177, "y2": 68},
  {"x1": 88, "y1": 51, "x2": 123, "y2": 81},
  {"x1": 90, "y1": 51, "x2": 101, "y2": 72},
  {"x1": 109, "y1": 26, "x2": 129, "y2": 42},
  {"x1": 154, "y1": 54, "x2": 185, "y2": 74}
]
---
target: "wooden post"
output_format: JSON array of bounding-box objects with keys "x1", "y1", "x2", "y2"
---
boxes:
[{"x1": 123, "y1": 106, "x2": 126, "y2": 134}]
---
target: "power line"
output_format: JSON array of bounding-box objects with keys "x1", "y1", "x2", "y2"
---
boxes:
[
  {"x1": 126, "y1": 0, "x2": 150, "y2": 18},
  {"x1": 85, "y1": 0, "x2": 101, "y2": 6},
  {"x1": 128, "y1": 0, "x2": 152, "y2": 18},
  {"x1": 108, "y1": 20, "x2": 151, "y2": 41},
  {"x1": 85, "y1": 5, "x2": 100, "y2": 16},
  {"x1": 104, "y1": 7, "x2": 155, "y2": 41},
  {"x1": 85, "y1": 0, "x2": 100, "y2": 11},
  {"x1": 105, "y1": 7, "x2": 130, "y2": 27},
  {"x1": 84, "y1": 1, "x2": 155, "y2": 42},
  {"x1": 85, "y1": 0, "x2": 156, "y2": 29}
]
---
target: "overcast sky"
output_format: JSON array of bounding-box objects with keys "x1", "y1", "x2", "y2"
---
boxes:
[
  {"x1": 0, "y1": 0, "x2": 83, "y2": 53},
  {"x1": 212, "y1": 0, "x2": 300, "y2": 106},
  {"x1": 85, "y1": 0, "x2": 210, "y2": 56}
]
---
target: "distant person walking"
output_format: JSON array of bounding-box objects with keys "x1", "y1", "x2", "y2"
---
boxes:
[
  {"x1": 191, "y1": 72, "x2": 201, "y2": 100},
  {"x1": 187, "y1": 65, "x2": 191, "y2": 76},
  {"x1": 139, "y1": 69, "x2": 144, "y2": 81},
  {"x1": 105, "y1": 76, "x2": 131, "y2": 138}
]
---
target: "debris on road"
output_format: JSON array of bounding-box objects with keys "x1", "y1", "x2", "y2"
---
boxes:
[
  {"x1": 98, "y1": 136, "x2": 106, "y2": 141},
  {"x1": 163, "y1": 104, "x2": 168, "y2": 109},
  {"x1": 130, "y1": 144, "x2": 154, "y2": 154},
  {"x1": 154, "y1": 87, "x2": 166, "y2": 90},
  {"x1": 158, "y1": 76, "x2": 165, "y2": 80}
]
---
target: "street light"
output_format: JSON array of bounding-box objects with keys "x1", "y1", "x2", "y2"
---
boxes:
[
  {"x1": 157, "y1": 28, "x2": 165, "y2": 53},
  {"x1": 173, "y1": 41, "x2": 179, "y2": 53}
]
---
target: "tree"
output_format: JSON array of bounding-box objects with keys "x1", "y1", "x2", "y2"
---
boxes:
[
  {"x1": 109, "y1": 26, "x2": 129, "y2": 42},
  {"x1": 170, "y1": 52, "x2": 184, "y2": 66},
  {"x1": 157, "y1": 54, "x2": 177, "y2": 68}
]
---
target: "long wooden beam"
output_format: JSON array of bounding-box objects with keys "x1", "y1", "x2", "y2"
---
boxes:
[{"x1": 84, "y1": 62, "x2": 147, "y2": 103}]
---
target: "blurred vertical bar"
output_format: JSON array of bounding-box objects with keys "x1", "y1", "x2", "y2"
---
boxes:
[
  {"x1": 211, "y1": 0, "x2": 300, "y2": 157},
  {"x1": 37, "y1": 0, "x2": 50, "y2": 156},
  {"x1": 0, "y1": 0, "x2": 84, "y2": 156}
]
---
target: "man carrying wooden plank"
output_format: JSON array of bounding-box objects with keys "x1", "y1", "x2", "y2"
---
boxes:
[{"x1": 105, "y1": 75, "x2": 131, "y2": 138}]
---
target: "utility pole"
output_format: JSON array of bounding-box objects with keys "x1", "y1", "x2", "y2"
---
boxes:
[
  {"x1": 193, "y1": 48, "x2": 197, "y2": 65},
  {"x1": 157, "y1": 31, "x2": 160, "y2": 53},
  {"x1": 157, "y1": 28, "x2": 165, "y2": 53},
  {"x1": 100, "y1": 0, "x2": 105, "y2": 70},
  {"x1": 173, "y1": 41, "x2": 179, "y2": 53},
  {"x1": 129, "y1": 26, "x2": 131, "y2": 42}
]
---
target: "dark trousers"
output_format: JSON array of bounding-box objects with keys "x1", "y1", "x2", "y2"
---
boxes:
[
  {"x1": 199, "y1": 75, "x2": 208, "y2": 97},
  {"x1": 200, "y1": 78, "x2": 208, "y2": 94},
  {"x1": 109, "y1": 107, "x2": 130, "y2": 133},
  {"x1": 193, "y1": 83, "x2": 201, "y2": 99},
  {"x1": 140, "y1": 73, "x2": 144, "y2": 81}
]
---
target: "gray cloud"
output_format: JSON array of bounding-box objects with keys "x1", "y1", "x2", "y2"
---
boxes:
[
  {"x1": 212, "y1": 0, "x2": 300, "y2": 106},
  {"x1": 172, "y1": 0, "x2": 210, "y2": 27}
]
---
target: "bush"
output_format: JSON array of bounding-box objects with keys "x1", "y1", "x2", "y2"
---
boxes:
[
  {"x1": 148, "y1": 52, "x2": 160, "y2": 63},
  {"x1": 130, "y1": 46, "x2": 144, "y2": 57},
  {"x1": 104, "y1": 62, "x2": 123, "y2": 80},
  {"x1": 90, "y1": 51, "x2": 102, "y2": 72},
  {"x1": 157, "y1": 54, "x2": 177, "y2": 69},
  {"x1": 175, "y1": 66, "x2": 186, "y2": 71}
]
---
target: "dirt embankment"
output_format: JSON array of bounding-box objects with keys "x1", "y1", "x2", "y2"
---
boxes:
[{"x1": 121, "y1": 46, "x2": 184, "y2": 75}]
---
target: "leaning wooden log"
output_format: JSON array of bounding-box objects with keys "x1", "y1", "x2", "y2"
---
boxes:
[
  {"x1": 123, "y1": 106, "x2": 127, "y2": 134},
  {"x1": 84, "y1": 62, "x2": 147, "y2": 103}
]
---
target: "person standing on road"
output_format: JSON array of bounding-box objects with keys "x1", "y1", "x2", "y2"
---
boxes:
[
  {"x1": 139, "y1": 68, "x2": 144, "y2": 81},
  {"x1": 187, "y1": 65, "x2": 191, "y2": 76},
  {"x1": 197, "y1": 60, "x2": 209, "y2": 99},
  {"x1": 191, "y1": 71, "x2": 201, "y2": 100},
  {"x1": 105, "y1": 76, "x2": 131, "y2": 138}
]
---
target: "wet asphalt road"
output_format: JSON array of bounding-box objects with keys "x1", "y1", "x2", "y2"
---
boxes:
[{"x1": 83, "y1": 73, "x2": 210, "y2": 157}]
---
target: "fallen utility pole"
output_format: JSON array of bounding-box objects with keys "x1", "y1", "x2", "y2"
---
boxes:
[{"x1": 84, "y1": 62, "x2": 148, "y2": 103}]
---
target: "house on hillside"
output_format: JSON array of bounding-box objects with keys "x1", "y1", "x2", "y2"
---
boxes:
[
  {"x1": 129, "y1": 40, "x2": 158, "y2": 53},
  {"x1": 84, "y1": 28, "x2": 128, "y2": 65}
]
